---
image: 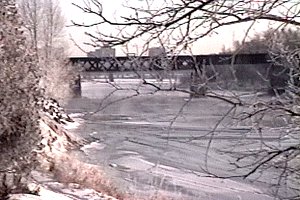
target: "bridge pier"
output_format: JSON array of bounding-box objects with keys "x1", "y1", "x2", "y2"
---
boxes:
[
  {"x1": 190, "y1": 72, "x2": 207, "y2": 97},
  {"x1": 72, "y1": 74, "x2": 81, "y2": 97},
  {"x1": 108, "y1": 73, "x2": 114, "y2": 82}
]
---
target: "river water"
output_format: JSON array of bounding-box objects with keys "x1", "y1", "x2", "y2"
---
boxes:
[{"x1": 65, "y1": 79, "x2": 297, "y2": 199}]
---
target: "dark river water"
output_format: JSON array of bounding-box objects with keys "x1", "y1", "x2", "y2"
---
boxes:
[{"x1": 65, "y1": 79, "x2": 298, "y2": 199}]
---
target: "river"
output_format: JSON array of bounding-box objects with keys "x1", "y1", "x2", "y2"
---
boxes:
[{"x1": 65, "y1": 79, "x2": 297, "y2": 199}]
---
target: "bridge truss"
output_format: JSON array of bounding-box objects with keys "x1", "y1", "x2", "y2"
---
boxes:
[{"x1": 69, "y1": 53, "x2": 270, "y2": 72}]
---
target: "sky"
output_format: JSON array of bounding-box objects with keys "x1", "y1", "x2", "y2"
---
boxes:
[{"x1": 60, "y1": 0, "x2": 275, "y2": 57}]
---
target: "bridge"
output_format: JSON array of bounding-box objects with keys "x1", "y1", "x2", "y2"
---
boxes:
[
  {"x1": 70, "y1": 53, "x2": 270, "y2": 72},
  {"x1": 69, "y1": 53, "x2": 288, "y2": 97}
]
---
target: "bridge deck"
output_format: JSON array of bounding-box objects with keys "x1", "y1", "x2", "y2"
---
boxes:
[{"x1": 70, "y1": 53, "x2": 271, "y2": 72}]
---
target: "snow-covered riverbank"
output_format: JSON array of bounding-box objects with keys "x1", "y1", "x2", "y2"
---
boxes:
[{"x1": 8, "y1": 115, "x2": 121, "y2": 200}]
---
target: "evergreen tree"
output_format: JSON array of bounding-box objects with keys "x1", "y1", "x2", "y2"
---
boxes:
[{"x1": 0, "y1": 0, "x2": 43, "y2": 196}]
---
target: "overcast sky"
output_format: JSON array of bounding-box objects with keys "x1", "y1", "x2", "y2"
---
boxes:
[{"x1": 60, "y1": 0, "x2": 271, "y2": 57}]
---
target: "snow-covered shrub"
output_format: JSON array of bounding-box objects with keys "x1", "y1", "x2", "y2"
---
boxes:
[{"x1": 39, "y1": 57, "x2": 80, "y2": 104}]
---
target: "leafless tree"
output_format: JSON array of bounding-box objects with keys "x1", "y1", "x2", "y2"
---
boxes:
[
  {"x1": 17, "y1": 0, "x2": 79, "y2": 102},
  {"x1": 17, "y1": 0, "x2": 41, "y2": 51},
  {"x1": 39, "y1": 0, "x2": 65, "y2": 60},
  {"x1": 72, "y1": 0, "x2": 300, "y2": 50},
  {"x1": 71, "y1": 0, "x2": 300, "y2": 199},
  {"x1": 17, "y1": 0, "x2": 65, "y2": 59}
]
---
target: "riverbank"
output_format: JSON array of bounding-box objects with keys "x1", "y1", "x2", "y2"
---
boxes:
[{"x1": 7, "y1": 115, "x2": 124, "y2": 200}]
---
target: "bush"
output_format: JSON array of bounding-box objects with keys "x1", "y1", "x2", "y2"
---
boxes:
[{"x1": 39, "y1": 58, "x2": 80, "y2": 104}]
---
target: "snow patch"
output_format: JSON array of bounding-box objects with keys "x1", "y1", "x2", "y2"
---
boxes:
[
  {"x1": 81, "y1": 142, "x2": 106, "y2": 153},
  {"x1": 63, "y1": 121, "x2": 81, "y2": 130},
  {"x1": 112, "y1": 155, "x2": 271, "y2": 199},
  {"x1": 68, "y1": 113, "x2": 85, "y2": 118},
  {"x1": 114, "y1": 155, "x2": 155, "y2": 171},
  {"x1": 123, "y1": 121, "x2": 152, "y2": 125},
  {"x1": 63, "y1": 113, "x2": 84, "y2": 130}
]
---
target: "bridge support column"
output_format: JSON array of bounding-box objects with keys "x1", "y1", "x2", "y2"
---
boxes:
[
  {"x1": 72, "y1": 74, "x2": 81, "y2": 97},
  {"x1": 108, "y1": 73, "x2": 114, "y2": 82},
  {"x1": 190, "y1": 72, "x2": 207, "y2": 98}
]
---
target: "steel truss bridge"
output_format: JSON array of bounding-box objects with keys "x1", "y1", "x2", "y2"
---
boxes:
[{"x1": 69, "y1": 53, "x2": 271, "y2": 72}]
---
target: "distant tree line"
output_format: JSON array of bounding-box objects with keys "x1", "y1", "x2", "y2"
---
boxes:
[
  {"x1": 223, "y1": 28, "x2": 300, "y2": 54},
  {"x1": 222, "y1": 28, "x2": 300, "y2": 95}
]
